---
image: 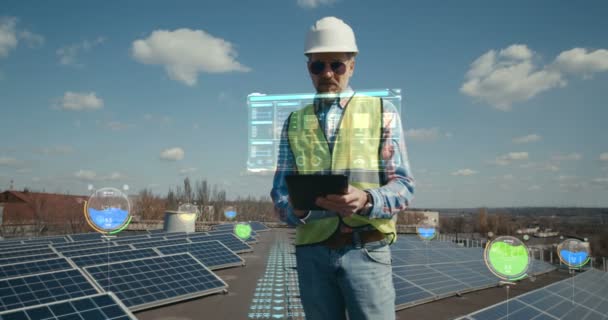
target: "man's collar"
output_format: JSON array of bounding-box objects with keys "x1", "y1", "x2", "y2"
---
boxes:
[{"x1": 313, "y1": 87, "x2": 354, "y2": 112}]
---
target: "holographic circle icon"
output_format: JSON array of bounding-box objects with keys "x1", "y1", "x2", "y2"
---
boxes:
[
  {"x1": 224, "y1": 207, "x2": 237, "y2": 220},
  {"x1": 85, "y1": 187, "x2": 131, "y2": 234},
  {"x1": 416, "y1": 225, "x2": 437, "y2": 241},
  {"x1": 557, "y1": 238, "x2": 590, "y2": 268},
  {"x1": 234, "y1": 223, "x2": 252, "y2": 240},
  {"x1": 484, "y1": 236, "x2": 530, "y2": 281}
]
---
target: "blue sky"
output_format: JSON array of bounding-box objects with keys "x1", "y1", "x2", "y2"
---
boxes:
[{"x1": 1, "y1": 0, "x2": 607, "y2": 208}]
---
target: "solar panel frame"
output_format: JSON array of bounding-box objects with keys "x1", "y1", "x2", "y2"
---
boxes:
[
  {"x1": 69, "y1": 248, "x2": 160, "y2": 268},
  {"x1": 22, "y1": 237, "x2": 69, "y2": 245},
  {"x1": 188, "y1": 233, "x2": 253, "y2": 253},
  {"x1": 0, "y1": 244, "x2": 50, "y2": 254},
  {"x1": 131, "y1": 238, "x2": 191, "y2": 249},
  {"x1": 0, "y1": 268, "x2": 100, "y2": 313},
  {"x1": 54, "y1": 239, "x2": 106, "y2": 249},
  {"x1": 154, "y1": 240, "x2": 245, "y2": 270},
  {"x1": 83, "y1": 252, "x2": 229, "y2": 311},
  {"x1": 60, "y1": 244, "x2": 133, "y2": 258},
  {"x1": 0, "y1": 247, "x2": 57, "y2": 260},
  {"x1": 0, "y1": 292, "x2": 137, "y2": 320},
  {"x1": 52, "y1": 242, "x2": 117, "y2": 253},
  {"x1": 0, "y1": 257, "x2": 74, "y2": 280},
  {"x1": 0, "y1": 253, "x2": 61, "y2": 267}
]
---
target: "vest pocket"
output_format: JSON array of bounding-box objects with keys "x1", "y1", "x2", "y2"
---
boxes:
[{"x1": 362, "y1": 244, "x2": 392, "y2": 265}]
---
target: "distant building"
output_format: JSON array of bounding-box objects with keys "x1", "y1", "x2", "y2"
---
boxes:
[
  {"x1": 517, "y1": 226, "x2": 540, "y2": 234},
  {"x1": 0, "y1": 190, "x2": 89, "y2": 236},
  {"x1": 400, "y1": 210, "x2": 439, "y2": 227}
]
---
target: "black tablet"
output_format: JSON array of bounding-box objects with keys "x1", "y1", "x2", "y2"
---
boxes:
[{"x1": 285, "y1": 174, "x2": 349, "y2": 210}]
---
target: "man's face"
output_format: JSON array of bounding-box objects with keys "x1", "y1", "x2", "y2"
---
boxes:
[{"x1": 307, "y1": 52, "x2": 355, "y2": 94}]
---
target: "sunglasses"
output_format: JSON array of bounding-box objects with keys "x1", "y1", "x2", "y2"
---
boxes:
[{"x1": 308, "y1": 60, "x2": 347, "y2": 75}]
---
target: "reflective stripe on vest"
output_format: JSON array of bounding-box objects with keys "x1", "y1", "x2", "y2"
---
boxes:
[{"x1": 287, "y1": 95, "x2": 397, "y2": 245}]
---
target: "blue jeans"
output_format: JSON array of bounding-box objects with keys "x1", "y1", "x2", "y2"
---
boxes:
[{"x1": 295, "y1": 239, "x2": 395, "y2": 320}]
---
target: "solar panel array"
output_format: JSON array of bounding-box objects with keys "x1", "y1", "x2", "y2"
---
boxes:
[
  {"x1": 391, "y1": 236, "x2": 556, "y2": 310},
  {"x1": 0, "y1": 248, "x2": 56, "y2": 260},
  {"x1": 189, "y1": 233, "x2": 253, "y2": 253},
  {"x1": 131, "y1": 238, "x2": 190, "y2": 249},
  {"x1": 0, "y1": 258, "x2": 73, "y2": 280},
  {"x1": 155, "y1": 240, "x2": 245, "y2": 270},
  {"x1": 67, "y1": 233, "x2": 105, "y2": 242},
  {"x1": 457, "y1": 269, "x2": 608, "y2": 320},
  {"x1": 0, "y1": 269, "x2": 99, "y2": 312},
  {"x1": 0, "y1": 292, "x2": 136, "y2": 320},
  {"x1": 83, "y1": 253, "x2": 228, "y2": 311},
  {"x1": 69, "y1": 248, "x2": 160, "y2": 268}
]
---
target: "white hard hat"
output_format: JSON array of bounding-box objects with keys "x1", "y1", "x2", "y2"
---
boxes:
[{"x1": 304, "y1": 16, "x2": 358, "y2": 55}]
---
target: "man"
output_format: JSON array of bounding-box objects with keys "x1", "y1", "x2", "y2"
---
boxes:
[{"x1": 270, "y1": 16, "x2": 415, "y2": 320}]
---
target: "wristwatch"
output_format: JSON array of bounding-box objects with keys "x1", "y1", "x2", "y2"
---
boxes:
[{"x1": 359, "y1": 191, "x2": 374, "y2": 216}]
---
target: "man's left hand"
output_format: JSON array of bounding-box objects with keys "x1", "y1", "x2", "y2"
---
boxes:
[{"x1": 315, "y1": 185, "x2": 368, "y2": 218}]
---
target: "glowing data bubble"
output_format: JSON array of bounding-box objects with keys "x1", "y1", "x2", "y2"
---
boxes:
[
  {"x1": 484, "y1": 236, "x2": 530, "y2": 281},
  {"x1": 234, "y1": 222, "x2": 253, "y2": 240},
  {"x1": 523, "y1": 234, "x2": 530, "y2": 241},
  {"x1": 224, "y1": 209, "x2": 237, "y2": 220},
  {"x1": 85, "y1": 187, "x2": 131, "y2": 234},
  {"x1": 557, "y1": 238, "x2": 590, "y2": 268},
  {"x1": 416, "y1": 226, "x2": 437, "y2": 241}
]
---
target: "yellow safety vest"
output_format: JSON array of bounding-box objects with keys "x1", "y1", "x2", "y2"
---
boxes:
[{"x1": 287, "y1": 95, "x2": 397, "y2": 245}]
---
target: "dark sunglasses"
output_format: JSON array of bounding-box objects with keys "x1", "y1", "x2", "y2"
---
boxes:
[{"x1": 308, "y1": 60, "x2": 347, "y2": 75}]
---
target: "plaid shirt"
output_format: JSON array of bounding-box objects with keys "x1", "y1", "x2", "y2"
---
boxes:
[{"x1": 270, "y1": 89, "x2": 415, "y2": 226}]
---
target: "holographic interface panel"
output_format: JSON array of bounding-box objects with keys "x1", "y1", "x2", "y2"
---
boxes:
[{"x1": 247, "y1": 89, "x2": 402, "y2": 173}]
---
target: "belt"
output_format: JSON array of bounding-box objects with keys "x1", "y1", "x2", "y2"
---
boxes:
[{"x1": 321, "y1": 229, "x2": 385, "y2": 249}]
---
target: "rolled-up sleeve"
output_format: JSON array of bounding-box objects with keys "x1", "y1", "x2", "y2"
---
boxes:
[{"x1": 364, "y1": 100, "x2": 415, "y2": 219}]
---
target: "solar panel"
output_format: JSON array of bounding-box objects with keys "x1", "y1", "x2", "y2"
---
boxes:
[
  {"x1": 457, "y1": 269, "x2": 608, "y2": 320},
  {"x1": 0, "y1": 244, "x2": 50, "y2": 254},
  {"x1": 390, "y1": 237, "x2": 557, "y2": 311},
  {"x1": 52, "y1": 242, "x2": 116, "y2": 253},
  {"x1": 131, "y1": 238, "x2": 190, "y2": 249},
  {"x1": 83, "y1": 253, "x2": 228, "y2": 311},
  {"x1": 67, "y1": 233, "x2": 105, "y2": 242},
  {"x1": 69, "y1": 248, "x2": 159, "y2": 268},
  {"x1": 60, "y1": 245, "x2": 133, "y2": 258},
  {"x1": 23, "y1": 237, "x2": 68, "y2": 245},
  {"x1": 147, "y1": 229, "x2": 166, "y2": 234},
  {"x1": 0, "y1": 248, "x2": 56, "y2": 260},
  {"x1": 0, "y1": 292, "x2": 137, "y2": 320},
  {"x1": 0, "y1": 257, "x2": 73, "y2": 280},
  {"x1": 250, "y1": 221, "x2": 270, "y2": 232},
  {"x1": 0, "y1": 269, "x2": 99, "y2": 313},
  {"x1": 54, "y1": 239, "x2": 106, "y2": 249},
  {"x1": 113, "y1": 236, "x2": 156, "y2": 245},
  {"x1": 155, "y1": 240, "x2": 245, "y2": 270},
  {"x1": 165, "y1": 232, "x2": 207, "y2": 240},
  {"x1": 0, "y1": 253, "x2": 60, "y2": 267},
  {"x1": 189, "y1": 233, "x2": 253, "y2": 253}
]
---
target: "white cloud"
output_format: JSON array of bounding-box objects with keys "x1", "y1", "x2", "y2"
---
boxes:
[
  {"x1": 451, "y1": 169, "x2": 478, "y2": 176},
  {"x1": 528, "y1": 185, "x2": 541, "y2": 191},
  {"x1": 56, "y1": 91, "x2": 103, "y2": 111},
  {"x1": 600, "y1": 152, "x2": 608, "y2": 161},
  {"x1": 522, "y1": 162, "x2": 560, "y2": 172},
  {"x1": 38, "y1": 145, "x2": 74, "y2": 155},
  {"x1": 19, "y1": 30, "x2": 44, "y2": 48},
  {"x1": 132, "y1": 28, "x2": 250, "y2": 86},
  {"x1": 554, "y1": 48, "x2": 608, "y2": 77},
  {"x1": 74, "y1": 170, "x2": 125, "y2": 181},
  {"x1": 492, "y1": 152, "x2": 529, "y2": 165},
  {"x1": 0, "y1": 156, "x2": 18, "y2": 167},
  {"x1": 0, "y1": 17, "x2": 43, "y2": 59},
  {"x1": 405, "y1": 127, "x2": 442, "y2": 141},
  {"x1": 105, "y1": 121, "x2": 130, "y2": 131},
  {"x1": 160, "y1": 147, "x2": 184, "y2": 161},
  {"x1": 74, "y1": 169, "x2": 97, "y2": 181},
  {"x1": 57, "y1": 37, "x2": 105, "y2": 66},
  {"x1": 461, "y1": 44, "x2": 565, "y2": 110},
  {"x1": 296, "y1": 0, "x2": 338, "y2": 8},
  {"x1": 591, "y1": 178, "x2": 608, "y2": 188},
  {"x1": 552, "y1": 153, "x2": 582, "y2": 161},
  {"x1": 0, "y1": 17, "x2": 18, "y2": 58},
  {"x1": 178, "y1": 167, "x2": 197, "y2": 176},
  {"x1": 556, "y1": 175, "x2": 577, "y2": 182},
  {"x1": 513, "y1": 134, "x2": 541, "y2": 144}
]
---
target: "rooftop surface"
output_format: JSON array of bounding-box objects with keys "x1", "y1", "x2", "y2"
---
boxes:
[{"x1": 134, "y1": 228, "x2": 571, "y2": 320}]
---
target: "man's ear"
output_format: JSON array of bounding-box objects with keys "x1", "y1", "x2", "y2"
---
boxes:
[{"x1": 348, "y1": 59, "x2": 356, "y2": 76}]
